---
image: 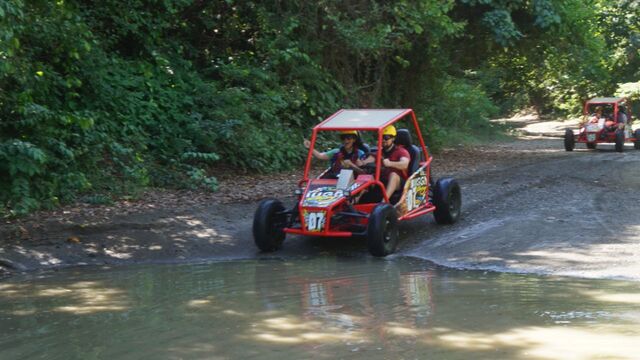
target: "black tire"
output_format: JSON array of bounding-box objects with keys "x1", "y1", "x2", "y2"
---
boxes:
[
  {"x1": 367, "y1": 204, "x2": 399, "y2": 257},
  {"x1": 586, "y1": 142, "x2": 597, "y2": 150},
  {"x1": 634, "y1": 129, "x2": 640, "y2": 150},
  {"x1": 253, "y1": 199, "x2": 287, "y2": 252},
  {"x1": 433, "y1": 178, "x2": 462, "y2": 224},
  {"x1": 564, "y1": 129, "x2": 575, "y2": 151},
  {"x1": 615, "y1": 129, "x2": 625, "y2": 152}
]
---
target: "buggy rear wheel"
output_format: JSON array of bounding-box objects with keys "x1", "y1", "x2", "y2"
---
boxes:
[
  {"x1": 634, "y1": 129, "x2": 640, "y2": 150},
  {"x1": 367, "y1": 204, "x2": 399, "y2": 257},
  {"x1": 253, "y1": 199, "x2": 287, "y2": 252},
  {"x1": 564, "y1": 129, "x2": 575, "y2": 151},
  {"x1": 433, "y1": 178, "x2": 462, "y2": 224},
  {"x1": 615, "y1": 129, "x2": 625, "y2": 152}
]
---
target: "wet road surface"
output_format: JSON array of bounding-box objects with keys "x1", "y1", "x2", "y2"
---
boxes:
[
  {"x1": 1, "y1": 258, "x2": 640, "y2": 359},
  {"x1": 404, "y1": 143, "x2": 640, "y2": 279}
]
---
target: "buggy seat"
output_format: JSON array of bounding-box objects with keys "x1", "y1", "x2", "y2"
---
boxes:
[{"x1": 395, "y1": 128, "x2": 422, "y2": 174}]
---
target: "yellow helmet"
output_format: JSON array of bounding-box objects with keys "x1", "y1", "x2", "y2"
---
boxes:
[
  {"x1": 339, "y1": 130, "x2": 358, "y2": 136},
  {"x1": 382, "y1": 125, "x2": 397, "y2": 137}
]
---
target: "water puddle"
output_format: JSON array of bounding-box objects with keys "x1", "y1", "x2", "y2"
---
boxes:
[{"x1": 1, "y1": 257, "x2": 639, "y2": 359}]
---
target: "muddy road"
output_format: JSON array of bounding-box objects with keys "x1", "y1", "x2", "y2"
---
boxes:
[
  {"x1": 2, "y1": 138, "x2": 640, "y2": 280},
  {"x1": 406, "y1": 142, "x2": 640, "y2": 280},
  {"x1": 271, "y1": 139, "x2": 640, "y2": 280}
]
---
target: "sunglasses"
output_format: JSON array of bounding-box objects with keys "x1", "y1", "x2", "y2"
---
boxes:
[
  {"x1": 340, "y1": 135, "x2": 356, "y2": 140},
  {"x1": 382, "y1": 135, "x2": 394, "y2": 141}
]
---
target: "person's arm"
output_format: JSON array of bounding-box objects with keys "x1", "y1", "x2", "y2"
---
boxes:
[
  {"x1": 304, "y1": 139, "x2": 330, "y2": 160},
  {"x1": 358, "y1": 154, "x2": 375, "y2": 166},
  {"x1": 314, "y1": 150, "x2": 330, "y2": 161},
  {"x1": 382, "y1": 156, "x2": 409, "y2": 170},
  {"x1": 342, "y1": 159, "x2": 366, "y2": 174}
]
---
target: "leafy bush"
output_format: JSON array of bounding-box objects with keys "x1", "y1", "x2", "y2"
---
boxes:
[
  {"x1": 1, "y1": 0, "x2": 636, "y2": 215},
  {"x1": 417, "y1": 77, "x2": 498, "y2": 150}
]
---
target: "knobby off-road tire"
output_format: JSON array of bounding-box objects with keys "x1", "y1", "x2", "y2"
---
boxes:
[
  {"x1": 367, "y1": 204, "x2": 399, "y2": 257},
  {"x1": 564, "y1": 129, "x2": 575, "y2": 151},
  {"x1": 586, "y1": 142, "x2": 597, "y2": 150},
  {"x1": 253, "y1": 199, "x2": 287, "y2": 252},
  {"x1": 615, "y1": 129, "x2": 625, "y2": 153},
  {"x1": 634, "y1": 129, "x2": 640, "y2": 150},
  {"x1": 433, "y1": 178, "x2": 462, "y2": 225}
]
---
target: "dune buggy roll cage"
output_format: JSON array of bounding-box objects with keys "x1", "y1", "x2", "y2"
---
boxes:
[
  {"x1": 301, "y1": 108, "x2": 432, "y2": 209},
  {"x1": 583, "y1": 97, "x2": 632, "y2": 120}
]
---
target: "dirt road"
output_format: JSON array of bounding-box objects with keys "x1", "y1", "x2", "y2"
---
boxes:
[
  {"x1": 405, "y1": 141, "x2": 640, "y2": 280},
  {"x1": 2, "y1": 128, "x2": 640, "y2": 280}
]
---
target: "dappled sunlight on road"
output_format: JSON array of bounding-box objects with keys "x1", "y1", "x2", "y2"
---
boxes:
[
  {"x1": 384, "y1": 322, "x2": 426, "y2": 337},
  {"x1": 429, "y1": 326, "x2": 640, "y2": 360},
  {"x1": 575, "y1": 289, "x2": 640, "y2": 304},
  {"x1": 4, "y1": 259, "x2": 640, "y2": 359},
  {"x1": 11, "y1": 246, "x2": 63, "y2": 265},
  {"x1": 0, "y1": 280, "x2": 130, "y2": 315},
  {"x1": 508, "y1": 148, "x2": 565, "y2": 154},
  {"x1": 186, "y1": 298, "x2": 214, "y2": 307},
  {"x1": 512, "y1": 239, "x2": 640, "y2": 279},
  {"x1": 247, "y1": 315, "x2": 366, "y2": 344},
  {"x1": 173, "y1": 215, "x2": 232, "y2": 243}
]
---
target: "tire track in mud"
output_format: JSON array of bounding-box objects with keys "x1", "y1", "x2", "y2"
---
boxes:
[{"x1": 404, "y1": 148, "x2": 640, "y2": 279}]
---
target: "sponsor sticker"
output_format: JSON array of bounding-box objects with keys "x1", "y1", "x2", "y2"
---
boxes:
[
  {"x1": 405, "y1": 169, "x2": 428, "y2": 212},
  {"x1": 302, "y1": 183, "x2": 361, "y2": 207}
]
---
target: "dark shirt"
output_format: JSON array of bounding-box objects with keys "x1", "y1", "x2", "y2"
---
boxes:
[{"x1": 617, "y1": 112, "x2": 628, "y2": 124}]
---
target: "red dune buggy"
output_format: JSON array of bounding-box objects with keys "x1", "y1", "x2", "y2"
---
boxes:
[
  {"x1": 564, "y1": 97, "x2": 639, "y2": 152},
  {"x1": 253, "y1": 109, "x2": 461, "y2": 257}
]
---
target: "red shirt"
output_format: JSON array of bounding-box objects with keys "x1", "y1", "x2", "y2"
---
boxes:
[{"x1": 382, "y1": 145, "x2": 410, "y2": 180}]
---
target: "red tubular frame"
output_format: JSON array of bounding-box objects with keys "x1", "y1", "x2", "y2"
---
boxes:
[
  {"x1": 576, "y1": 97, "x2": 636, "y2": 144},
  {"x1": 293, "y1": 108, "x2": 438, "y2": 237}
]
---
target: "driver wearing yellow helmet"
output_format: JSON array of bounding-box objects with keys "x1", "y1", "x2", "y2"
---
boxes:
[
  {"x1": 304, "y1": 130, "x2": 367, "y2": 177},
  {"x1": 361, "y1": 125, "x2": 410, "y2": 199}
]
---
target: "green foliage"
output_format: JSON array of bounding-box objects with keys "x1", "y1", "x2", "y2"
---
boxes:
[
  {"x1": 482, "y1": 10, "x2": 523, "y2": 46},
  {"x1": 453, "y1": 0, "x2": 616, "y2": 114},
  {"x1": 616, "y1": 82, "x2": 640, "y2": 100},
  {"x1": 417, "y1": 77, "x2": 499, "y2": 150},
  {"x1": 1, "y1": 0, "x2": 638, "y2": 215},
  {"x1": 616, "y1": 82, "x2": 640, "y2": 115}
]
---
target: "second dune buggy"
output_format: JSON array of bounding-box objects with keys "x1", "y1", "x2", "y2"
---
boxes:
[{"x1": 564, "y1": 97, "x2": 639, "y2": 152}]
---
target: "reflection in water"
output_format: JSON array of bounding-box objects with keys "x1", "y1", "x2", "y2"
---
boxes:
[{"x1": 1, "y1": 258, "x2": 640, "y2": 359}]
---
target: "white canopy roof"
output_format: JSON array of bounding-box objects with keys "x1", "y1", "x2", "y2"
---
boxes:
[
  {"x1": 587, "y1": 97, "x2": 624, "y2": 103},
  {"x1": 316, "y1": 109, "x2": 411, "y2": 130}
]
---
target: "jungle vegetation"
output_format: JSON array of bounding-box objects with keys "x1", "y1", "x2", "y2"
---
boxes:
[{"x1": 1, "y1": 0, "x2": 639, "y2": 215}]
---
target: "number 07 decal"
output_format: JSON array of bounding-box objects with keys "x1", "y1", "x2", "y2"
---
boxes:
[{"x1": 304, "y1": 211, "x2": 326, "y2": 232}]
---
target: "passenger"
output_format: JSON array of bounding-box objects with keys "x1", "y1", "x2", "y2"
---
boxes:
[
  {"x1": 360, "y1": 125, "x2": 410, "y2": 200},
  {"x1": 617, "y1": 105, "x2": 628, "y2": 130},
  {"x1": 303, "y1": 130, "x2": 366, "y2": 177},
  {"x1": 602, "y1": 106, "x2": 628, "y2": 133},
  {"x1": 588, "y1": 106, "x2": 604, "y2": 124}
]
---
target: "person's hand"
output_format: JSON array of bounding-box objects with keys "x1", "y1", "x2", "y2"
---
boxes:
[
  {"x1": 303, "y1": 139, "x2": 311, "y2": 149},
  {"x1": 342, "y1": 159, "x2": 353, "y2": 168},
  {"x1": 382, "y1": 158, "x2": 391, "y2": 168}
]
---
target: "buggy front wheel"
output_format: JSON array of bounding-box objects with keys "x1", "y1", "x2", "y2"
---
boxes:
[
  {"x1": 634, "y1": 129, "x2": 640, "y2": 150},
  {"x1": 615, "y1": 129, "x2": 625, "y2": 152},
  {"x1": 367, "y1": 204, "x2": 399, "y2": 257},
  {"x1": 253, "y1": 199, "x2": 287, "y2": 252},
  {"x1": 564, "y1": 129, "x2": 575, "y2": 151}
]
